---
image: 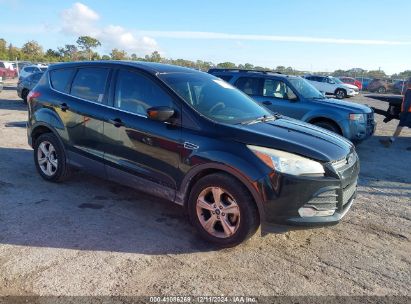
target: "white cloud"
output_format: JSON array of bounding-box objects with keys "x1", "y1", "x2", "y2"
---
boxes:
[
  {"x1": 60, "y1": 2, "x2": 158, "y2": 55},
  {"x1": 139, "y1": 31, "x2": 411, "y2": 46}
]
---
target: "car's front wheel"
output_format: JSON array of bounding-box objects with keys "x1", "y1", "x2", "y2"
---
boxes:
[
  {"x1": 34, "y1": 133, "x2": 70, "y2": 182},
  {"x1": 335, "y1": 89, "x2": 346, "y2": 99},
  {"x1": 188, "y1": 173, "x2": 259, "y2": 247}
]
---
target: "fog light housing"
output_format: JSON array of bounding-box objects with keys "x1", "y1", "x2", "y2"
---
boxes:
[{"x1": 298, "y1": 207, "x2": 335, "y2": 217}]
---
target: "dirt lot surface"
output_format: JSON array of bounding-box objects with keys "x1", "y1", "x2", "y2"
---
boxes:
[{"x1": 0, "y1": 80, "x2": 410, "y2": 297}]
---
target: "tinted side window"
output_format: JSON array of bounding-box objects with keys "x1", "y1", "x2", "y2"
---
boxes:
[
  {"x1": 0, "y1": 62, "x2": 5, "y2": 68},
  {"x1": 71, "y1": 68, "x2": 109, "y2": 103},
  {"x1": 217, "y1": 75, "x2": 233, "y2": 82},
  {"x1": 25, "y1": 67, "x2": 35, "y2": 73},
  {"x1": 234, "y1": 77, "x2": 261, "y2": 95},
  {"x1": 263, "y1": 79, "x2": 298, "y2": 100},
  {"x1": 50, "y1": 68, "x2": 75, "y2": 93},
  {"x1": 114, "y1": 69, "x2": 174, "y2": 116}
]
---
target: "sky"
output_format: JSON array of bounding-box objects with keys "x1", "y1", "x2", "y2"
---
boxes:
[{"x1": 1, "y1": 0, "x2": 410, "y2": 74}]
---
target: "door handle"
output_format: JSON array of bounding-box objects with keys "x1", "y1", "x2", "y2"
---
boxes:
[
  {"x1": 60, "y1": 103, "x2": 69, "y2": 112},
  {"x1": 262, "y1": 101, "x2": 272, "y2": 105},
  {"x1": 108, "y1": 118, "x2": 124, "y2": 128}
]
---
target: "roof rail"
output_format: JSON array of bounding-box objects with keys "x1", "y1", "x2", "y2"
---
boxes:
[{"x1": 208, "y1": 68, "x2": 281, "y2": 74}]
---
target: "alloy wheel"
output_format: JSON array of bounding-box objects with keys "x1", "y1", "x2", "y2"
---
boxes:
[
  {"x1": 196, "y1": 187, "x2": 241, "y2": 238},
  {"x1": 37, "y1": 141, "x2": 58, "y2": 177}
]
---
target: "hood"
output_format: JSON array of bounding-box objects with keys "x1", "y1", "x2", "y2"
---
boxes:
[
  {"x1": 342, "y1": 83, "x2": 358, "y2": 90},
  {"x1": 224, "y1": 116, "x2": 353, "y2": 162},
  {"x1": 311, "y1": 97, "x2": 372, "y2": 113}
]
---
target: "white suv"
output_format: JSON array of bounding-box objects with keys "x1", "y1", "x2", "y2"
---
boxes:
[
  {"x1": 304, "y1": 75, "x2": 359, "y2": 99},
  {"x1": 19, "y1": 64, "x2": 48, "y2": 79}
]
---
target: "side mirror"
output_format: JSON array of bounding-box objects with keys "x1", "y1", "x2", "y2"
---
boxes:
[{"x1": 147, "y1": 106, "x2": 175, "y2": 121}]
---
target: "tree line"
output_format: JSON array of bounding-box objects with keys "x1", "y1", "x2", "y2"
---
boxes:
[{"x1": 0, "y1": 36, "x2": 410, "y2": 80}]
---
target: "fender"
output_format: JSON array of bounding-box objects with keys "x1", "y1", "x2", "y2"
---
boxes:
[
  {"x1": 31, "y1": 107, "x2": 65, "y2": 130},
  {"x1": 302, "y1": 111, "x2": 347, "y2": 137},
  {"x1": 176, "y1": 152, "x2": 269, "y2": 222}
]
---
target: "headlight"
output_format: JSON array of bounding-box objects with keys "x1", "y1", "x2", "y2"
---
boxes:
[
  {"x1": 247, "y1": 145, "x2": 325, "y2": 176},
  {"x1": 349, "y1": 113, "x2": 365, "y2": 122}
]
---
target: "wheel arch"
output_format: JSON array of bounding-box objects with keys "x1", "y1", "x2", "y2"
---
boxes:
[
  {"x1": 308, "y1": 116, "x2": 344, "y2": 135},
  {"x1": 176, "y1": 163, "x2": 266, "y2": 223}
]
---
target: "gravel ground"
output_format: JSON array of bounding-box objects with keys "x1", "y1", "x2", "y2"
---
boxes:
[{"x1": 0, "y1": 80, "x2": 410, "y2": 297}]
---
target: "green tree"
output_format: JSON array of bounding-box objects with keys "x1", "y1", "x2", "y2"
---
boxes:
[
  {"x1": 0, "y1": 38, "x2": 7, "y2": 60},
  {"x1": 101, "y1": 55, "x2": 111, "y2": 60},
  {"x1": 110, "y1": 48, "x2": 128, "y2": 60},
  {"x1": 130, "y1": 53, "x2": 138, "y2": 61},
  {"x1": 367, "y1": 70, "x2": 387, "y2": 79},
  {"x1": 8, "y1": 44, "x2": 21, "y2": 61},
  {"x1": 217, "y1": 62, "x2": 236, "y2": 69},
  {"x1": 76, "y1": 36, "x2": 101, "y2": 60},
  {"x1": 45, "y1": 49, "x2": 62, "y2": 62},
  {"x1": 21, "y1": 40, "x2": 43, "y2": 60},
  {"x1": 145, "y1": 51, "x2": 162, "y2": 63},
  {"x1": 58, "y1": 44, "x2": 78, "y2": 61}
]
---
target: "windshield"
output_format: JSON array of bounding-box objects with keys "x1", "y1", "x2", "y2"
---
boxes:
[
  {"x1": 40, "y1": 67, "x2": 48, "y2": 72},
  {"x1": 288, "y1": 77, "x2": 325, "y2": 99},
  {"x1": 330, "y1": 77, "x2": 343, "y2": 84},
  {"x1": 159, "y1": 72, "x2": 271, "y2": 124}
]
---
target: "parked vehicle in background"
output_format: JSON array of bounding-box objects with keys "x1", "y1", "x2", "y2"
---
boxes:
[
  {"x1": 0, "y1": 61, "x2": 17, "y2": 78},
  {"x1": 339, "y1": 77, "x2": 362, "y2": 90},
  {"x1": 19, "y1": 64, "x2": 48, "y2": 79},
  {"x1": 27, "y1": 61, "x2": 360, "y2": 247},
  {"x1": 17, "y1": 71, "x2": 44, "y2": 103},
  {"x1": 209, "y1": 69, "x2": 375, "y2": 142},
  {"x1": 304, "y1": 75, "x2": 359, "y2": 99},
  {"x1": 17, "y1": 61, "x2": 32, "y2": 72},
  {"x1": 392, "y1": 80, "x2": 407, "y2": 95},
  {"x1": 355, "y1": 77, "x2": 372, "y2": 91},
  {"x1": 368, "y1": 78, "x2": 393, "y2": 94}
]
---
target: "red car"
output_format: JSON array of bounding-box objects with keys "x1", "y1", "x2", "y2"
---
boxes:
[
  {"x1": 339, "y1": 77, "x2": 362, "y2": 90},
  {"x1": 0, "y1": 61, "x2": 17, "y2": 79}
]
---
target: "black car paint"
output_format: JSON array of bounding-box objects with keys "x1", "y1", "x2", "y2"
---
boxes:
[{"x1": 27, "y1": 61, "x2": 358, "y2": 228}]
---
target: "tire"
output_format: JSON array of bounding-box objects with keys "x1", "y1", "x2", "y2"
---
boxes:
[
  {"x1": 335, "y1": 89, "x2": 346, "y2": 99},
  {"x1": 188, "y1": 173, "x2": 259, "y2": 247},
  {"x1": 21, "y1": 89, "x2": 29, "y2": 103},
  {"x1": 377, "y1": 87, "x2": 386, "y2": 94},
  {"x1": 33, "y1": 133, "x2": 71, "y2": 182},
  {"x1": 313, "y1": 121, "x2": 341, "y2": 134}
]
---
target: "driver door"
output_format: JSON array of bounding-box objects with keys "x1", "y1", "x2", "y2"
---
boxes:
[
  {"x1": 256, "y1": 78, "x2": 306, "y2": 119},
  {"x1": 103, "y1": 68, "x2": 182, "y2": 199}
]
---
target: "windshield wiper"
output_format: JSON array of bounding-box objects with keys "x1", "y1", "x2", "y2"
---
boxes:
[{"x1": 240, "y1": 114, "x2": 275, "y2": 125}]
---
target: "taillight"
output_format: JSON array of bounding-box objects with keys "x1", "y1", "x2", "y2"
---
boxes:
[{"x1": 27, "y1": 91, "x2": 41, "y2": 103}]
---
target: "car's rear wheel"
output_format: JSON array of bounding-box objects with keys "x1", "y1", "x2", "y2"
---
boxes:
[
  {"x1": 21, "y1": 89, "x2": 29, "y2": 103},
  {"x1": 335, "y1": 89, "x2": 346, "y2": 99},
  {"x1": 377, "y1": 87, "x2": 386, "y2": 94},
  {"x1": 34, "y1": 133, "x2": 70, "y2": 182},
  {"x1": 188, "y1": 173, "x2": 259, "y2": 247}
]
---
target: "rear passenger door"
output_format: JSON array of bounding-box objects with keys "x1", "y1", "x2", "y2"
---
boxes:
[
  {"x1": 49, "y1": 66, "x2": 112, "y2": 177},
  {"x1": 102, "y1": 68, "x2": 182, "y2": 200}
]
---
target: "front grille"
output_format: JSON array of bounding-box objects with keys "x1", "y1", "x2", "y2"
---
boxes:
[
  {"x1": 342, "y1": 181, "x2": 357, "y2": 206},
  {"x1": 306, "y1": 189, "x2": 338, "y2": 211}
]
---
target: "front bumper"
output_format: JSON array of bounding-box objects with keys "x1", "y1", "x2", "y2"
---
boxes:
[
  {"x1": 258, "y1": 151, "x2": 359, "y2": 228},
  {"x1": 347, "y1": 90, "x2": 359, "y2": 97},
  {"x1": 347, "y1": 113, "x2": 376, "y2": 142}
]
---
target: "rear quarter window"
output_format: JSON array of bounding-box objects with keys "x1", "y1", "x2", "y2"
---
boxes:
[{"x1": 50, "y1": 68, "x2": 75, "y2": 93}]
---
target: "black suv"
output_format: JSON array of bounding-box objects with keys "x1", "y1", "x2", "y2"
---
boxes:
[{"x1": 27, "y1": 61, "x2": 359, "y2": 247}]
